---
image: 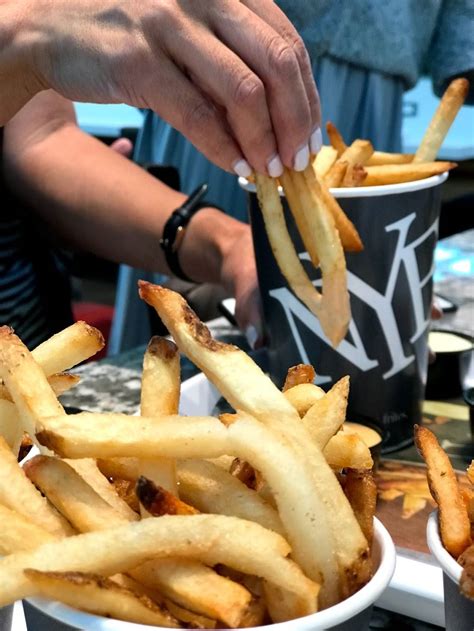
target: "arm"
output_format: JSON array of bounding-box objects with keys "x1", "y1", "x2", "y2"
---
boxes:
[
  {"x1": 2, "y1": 91, "x2": 260, "y2": 335},
  {"x1": 0, "y1": 0, "x2": 321, "y2": 175}
]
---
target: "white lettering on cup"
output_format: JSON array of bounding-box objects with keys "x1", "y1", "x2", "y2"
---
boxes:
[{"x1": 269, "y1": 212, "x2": 439, "y2": 382}]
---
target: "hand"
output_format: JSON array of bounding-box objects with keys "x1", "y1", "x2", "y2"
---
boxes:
[
  {"x1": 20, "y1": 0, "x2": 321, "y2": 176},
  {"x1": 219, "y1": 226, "x2": 264, "y2": 349}
]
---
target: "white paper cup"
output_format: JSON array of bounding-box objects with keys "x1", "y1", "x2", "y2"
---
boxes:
[
  {"x1": 23, "y1": 518, "x2": 395, "y2": 631},
  {"x1": 427, "y1": 511, "x2": 474, "y2": 631}
]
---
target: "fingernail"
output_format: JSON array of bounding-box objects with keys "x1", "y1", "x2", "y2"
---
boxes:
[
  {"x1": 267, "y1": 154, "x2": 284, "y2": 178},
  {"x1": 294, "y1": 143, "x2": 310, "y2": 171},
  {"x1": 310, "y1": 127, "x2": 323, "y2": 154},
  {"x1": 233, "y1": 159, "x2": 252, "y2": 179},
  {"x1": 245, "y1": 325, "x2": 259, "y2": 350}
]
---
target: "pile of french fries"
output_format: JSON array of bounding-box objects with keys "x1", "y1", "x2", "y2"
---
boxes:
[
  {"x1": 415, "y1": 426, "x2": 474, "y2": 599},
  {"x1": 254, "y1": 77, "x2": 468, "y2": 349},
  {"x1": 0, "y1": 283, "x2": 379, "y2": 628}
]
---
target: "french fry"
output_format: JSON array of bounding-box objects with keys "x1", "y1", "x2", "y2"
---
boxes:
[
  {"x1": 0, "y1": 326, "x2": 64, "y2": 445},
  {"x1": 66, "y1": 457, "x2": 139, "y2": 521},
  {"x1": 317, "y1": 178, "x2": 364, "y2": 252},
  {"x1": 282, "y1": 364, "x2": 316, "y2": 392},
  {"x1": 139, "y1": 336, "x2": 179, "y2": 493},
  {"x1": 136, "y1": 476, "x2": 199, "y2": 516},
  {"x1": 0, "y1": 320, "x2": 103, "y2": 401},
  {"x1": 0, "y1": 398, "x2": 22, "y2": 455},
  {"x1": 112, "y1": 479, "x2": 141, "y2": 513},
  {"x1": 253, "y1": 173, "x2": 342, "y2": 348},
  {"x1": 362, "y1": 161, "x2": 457, "y2": 186},
  {"x1": 177, "y1": 459, "x2": 285, "y2": 535},
  {"x1": 24, "y1": 456, "x2": 130, "y2": 532},
  {"x1": 325, "y1": 140, "x2": 373, "y2": 188},
  {"x1": 0, "y1": 504, "x2": 55, "y2": 554},
  {"x1": 284, "y1": 383, "x2": 325, "y2": 417},
  {"x1": 139, "y1": 282, "x2": 369, "y2": 606},
  {"x1": 37, "y1": 413, "x2": 230, "y2": 459},
  {"x1": 415, "y1": 425, "x2": 471, "y2": 558},
  {"x1": 292, "y1": 167, "x2": 351, "y2": 346},
  {"x1": 458, "y1": 544, "x2": 474, "y2": 600},
  {"x1": 313, "y1": 145, "x2": 338, "y2": 177},
  {"x1": 0, "y1": 436, "x2": 73, "y2": 537},
  {"x1": 326, "y1": 122, "x2": 347, "y2": 155},
  {"x1": 324, "y1": 160, "x2": 348, "y2": 188},
  {"x1": 414, "y1": 78, "x2": 469, "y2": 162},
  {"x1": 467, "y1": 460, "x2": 474, "y2": 485},
  {"x1": 342, "y1": 163, "x2": 367, "y2": 187},
  {"x1": 323, "y1": 432, "x2": 373, "y2": 470},
  {"x1": 339, "y1": 140, "x2": 374, "y2": 167},
  {"x1": 0, "y1": 516, "x2": 318, "y2": 613},
  {"x1": 280, "y1": 168, "x2": 320, "y2": 267},
  {"x1": 96, "y1": 456, "x2": 140, "y2": 481},
  {"x1": 30, "y1": 320, "x2": 104, "y2": 375},
  {"x1": 343, "y1": 469, "x2": 377, "y2": 548},
  {"x1": 164, "y1": 598, "x2": 217, "y2": 629},
  {"x1": 302, "y1": 377, "x2": 350, "y2": 448},
  {"x1": 24, "y1": 570, "x2": 180, "y2": 627},
  {"x1": 0, "y1": 372, "x2": 80, "y2": 403},
  {"x1": 132, "y1": 560, "x2": 252, "y2": 628},
  {"x1": 367, "y1": 151, "x2": 414, "y2": 166}
]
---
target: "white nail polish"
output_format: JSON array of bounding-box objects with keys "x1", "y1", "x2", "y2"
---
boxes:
[
  {"x1": 310, "y1": 127, "x2": 323, "y2": 154},
  {"x1": 267, "y1": 154, "x2": 284, "y2": 178},
  {"x1": 294, "y1": 144, "x2": 310, "y2": 171},
  {"x1": 233, "y1": 159, "x2": 252, "y2": 179},
  {"x1": 245, "y1": 325, "x2": 259, "y2": 350}
]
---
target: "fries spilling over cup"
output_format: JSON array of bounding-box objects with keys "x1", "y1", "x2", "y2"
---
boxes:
[
  {"x1": 416, "y1": 426, "x2": 474, "y2": 631},
  {"x1": 0, "y1": 283, "x2": 395, "y2": 630},
  {"x1": 244, "y1": 77, "x2": 469, "y2": 453}
]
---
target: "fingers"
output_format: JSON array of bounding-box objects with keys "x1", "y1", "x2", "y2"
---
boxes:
[
  {"x1": 239, "y1": 0, "x2": 322, "y2": 155},
  {"x1": 209, "y1": 1, "x2": 314, "y2": 171},
  {"x1": 145, "y1": 58, "x2": 252, "y2": 176},
  {"x1": 110, "y1": 137, "x2": 134, "y2": 158},
  {"x1": 166, "y1": 27, "x2": 280, "y2": 177}
]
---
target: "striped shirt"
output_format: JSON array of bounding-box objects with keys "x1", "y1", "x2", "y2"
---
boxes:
[{"x1": 0, "y1": 129, "x2": 74, "y2": 349}]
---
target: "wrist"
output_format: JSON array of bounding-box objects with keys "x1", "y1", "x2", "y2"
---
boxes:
[{"x1": 178, "y1": 207, "x2": 247, "y2": 287}]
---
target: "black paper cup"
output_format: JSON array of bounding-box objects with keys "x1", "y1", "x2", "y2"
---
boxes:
[{"x1": 241, "y1": 173, "x2": 448, "y2": 452}]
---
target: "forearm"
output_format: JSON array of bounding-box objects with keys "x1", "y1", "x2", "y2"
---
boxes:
[{"x1": 3, "y1": 98, "x2": 244, "y2": 286}]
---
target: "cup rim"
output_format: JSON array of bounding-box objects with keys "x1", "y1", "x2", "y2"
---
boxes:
[
  {"x1": 26, "y1": 518, "x2": 396, "y2": 631},
  {"x1": 238, "y1": 172, "x2": 448, "y2": 198},
  {"x1": 428, "y1": 329, "x2": 474, "y2": 356},
  {"x1": 426, "y1": 511, "x2": 462, "y2": 584}
]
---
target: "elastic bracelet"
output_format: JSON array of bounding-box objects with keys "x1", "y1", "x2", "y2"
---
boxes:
[{"x1": 159, "y1": 183, "x2": 211, "y2": 283}]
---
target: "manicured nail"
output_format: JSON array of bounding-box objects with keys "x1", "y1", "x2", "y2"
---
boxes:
[
  {"x1": 267, "y1": 154, "x2": 284, "y2": 178},
  {"x1": 294, "y1": 143, "x2": 310, "y2": 171},
  {"x1": 245, "y1": 325, "x2": 259, "y2": 350},
  {"x1": 310, "y1": 127, "x2": 323, "y2": 154},
  {"x1": 233, "y1": 159, "x2": 252, "y2": 179}
]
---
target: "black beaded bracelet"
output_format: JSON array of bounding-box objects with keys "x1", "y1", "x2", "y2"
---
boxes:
[{"x1": 159, "y1": 183, "x2": 210, "y2": 282}]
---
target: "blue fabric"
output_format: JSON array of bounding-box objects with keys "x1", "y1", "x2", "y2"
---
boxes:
[{"x1": 279, "y1": 0, "x2": 474, "y2": 95}]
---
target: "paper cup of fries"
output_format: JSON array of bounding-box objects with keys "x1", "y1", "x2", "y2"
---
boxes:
[
  {"x1": 243, "y1": 172, "x2": 449, "y2": 452},
  {"x1": 427, "y1": 512, "x2": 474, "y2": 631},
  {"x1": 242, "y1": 78, "x2": 469, "y2": 453},
  {"x1": 21, "y1": 517, "x2": 395, "y2": 631}
]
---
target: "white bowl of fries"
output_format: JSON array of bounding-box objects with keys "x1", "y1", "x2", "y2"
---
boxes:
[{"x1": 0, "y1": 282, "x2": 397, "y2": 630}]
